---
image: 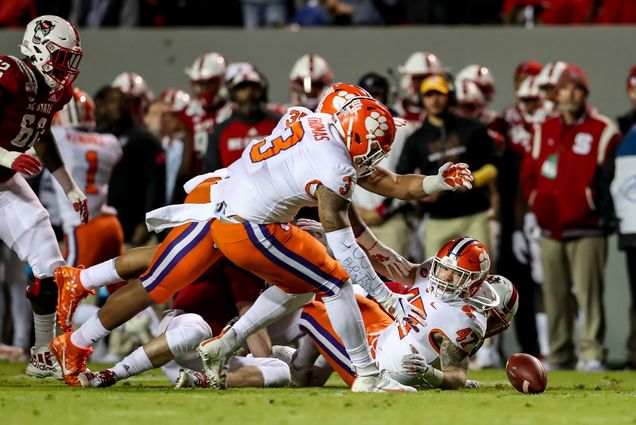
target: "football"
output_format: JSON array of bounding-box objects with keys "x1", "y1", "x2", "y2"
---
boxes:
[{"x1": 506, "y1": 353, "x2": 548, "y2": 394}]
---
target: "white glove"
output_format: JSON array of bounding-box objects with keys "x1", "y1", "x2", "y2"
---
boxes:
[
  {"x1": 464, "y1": 379, "x2": 480, "y2": 389},
  {"x1": 422, "y1": 162, "x2": 473, "y2": 195},
  {"x1": 356, "y1": 227, "x2": 410, "y2": 280},
  {"x1": 67, "y1": 187, "x2": 88, "y2": 224},
  {"x1": 401, "y1": 345, "x2": 444, "y2": 387},
  {"x1": 377, "y1": 291, "x2": 426, "y2": 334},
  {"x1": 296, "y1": 218, "x2": 327, "y2": 246},
  {"x1": 53, "y1": 167, "x2": 88, "y2": 224},
  {"x1": 512, "y1": 230, "x2": 529, "y2": 265}
]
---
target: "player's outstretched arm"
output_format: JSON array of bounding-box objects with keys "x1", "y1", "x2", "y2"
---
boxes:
[
  {"x1": 315, "y1": 184, "x2": 424, "y2": 326},
  {"x1": 35, "y1": 130, "x2": 89, "y2": 223},
  {"x1": 359, "y1": 163, "x2": 473, "y2": 200}
]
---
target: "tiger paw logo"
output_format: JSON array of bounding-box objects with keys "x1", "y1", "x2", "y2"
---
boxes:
[
  {"x1": 332, "y1": 90, "x2": 358, "y2": 112},
  {"x1": 33, "y1": 20, "x2": 55, "y2": 44},
  {"x1": 365, "y1": 111, "x2": 389, "y2": 138}
]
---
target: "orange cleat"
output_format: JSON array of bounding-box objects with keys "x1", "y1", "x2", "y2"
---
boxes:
[
  {"x1": 54, "y1": 265, "x2": 95, "y2": 332},
  {"x1": 49, "y1": 332, "x2": 93, "y2": 387}
]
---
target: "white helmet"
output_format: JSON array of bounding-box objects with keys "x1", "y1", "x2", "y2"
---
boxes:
[
  {"x1": 516, "y1": 76, "x2": 541, "y2": 100},
  {"x1": 20, "y1": 15, "x2": 82, "y2": 90},
  {"x1": 160, "y1": 89, "x2": 191, "y2": 113},
  {"x1": 483, "y1": 275, "x2": 518, "y2": 338},
  {"x1": 535, "y1": 61, "x2": 568, "y2": 89},
  {"x1": 456, "y1": 64, "x2": 495, "y2": 103},
  {"x1": 398, "y1": 51, "x2": 444, "y2": 102},
  {"x1": 185, "y1": 52, "x2": 226, "y2": 81},
  {"x1": 289, "y1": 54, "x2": 334, "y2": 110},
  {"x1": 111, "y1": 72, "x2": 155, "y2": 101},
  {"x1": 185, "y1": 53, "x2": 226, "y2": 108},
  {"x1": 455, "y1": 78, "x2": 485, "y2": 117}
]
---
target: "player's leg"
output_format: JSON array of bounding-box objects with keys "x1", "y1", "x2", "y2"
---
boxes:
[
  {"x1": 4, "y1": 247, "x2": 32, "y2": 350},
  {"x1": 0, "y1": 176, "x2": 65, "y2": 378},
  {"x1": 201, "y1": 222, "x2": 410, "y2": 392},
  {"x1": 52, "y1": 219, "x2": 221, "y2": 386}
]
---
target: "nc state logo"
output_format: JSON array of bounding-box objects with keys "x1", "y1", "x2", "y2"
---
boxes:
[
  {"x1": 419, "y1": 267, "x2": 429, "y2": 278},
  {"x1": 33, "y1": 20, "x2": 55, "y2": 45}
]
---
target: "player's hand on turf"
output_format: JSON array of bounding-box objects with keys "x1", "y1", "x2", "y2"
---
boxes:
[
  {"x1": 67, "y1": 187, "x2": 88, "y2": 224},
  {"x1": 366, "y1": 240, "x2": 410, "y2": 280},
  {"x1": 378, "y1": 292, "x2": 426, "y2": 333},
  {"x1": 296, "y1": 218, "x2": 327, "y2": 246},
  {"x1": 401, "y1": 346, "x2": 434, "y2": 375},
  {"x1": 464, "y1": 379, "x2": 480, "y2": 389}
]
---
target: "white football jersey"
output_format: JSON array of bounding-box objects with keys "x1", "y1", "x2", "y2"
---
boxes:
[
  {"x1": 373, "y1": 258, "x2": 487, "y2": 373},
  {"x1": 52, "y1": 127, "x2": 123, "y2": 231},
  {"x1": 217, "y1": 113, "x2": 356, "y2": 224}
]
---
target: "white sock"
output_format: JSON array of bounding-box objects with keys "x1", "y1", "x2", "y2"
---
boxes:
[
  {"x1": 110, "y1": 347, "x2": 153, "y2": 380},
  {"x1": 70, "y1": 312, "x2": 110, "y2": 348},
  {"x1": 231, "y1": 286, "x2": 312, "y2": 346},
  {"x1": 293, "y1": 335, "x2": 320, "y2": 368},
  {"x1": 80, "y1": 259, "x2": 122, "y2": 290},
  {"x1": 33, "y1": 312, "x2": 56, "y2": 347},
  {"x1": 322, "y1": 283, "x2": 376, "y2": 376}
]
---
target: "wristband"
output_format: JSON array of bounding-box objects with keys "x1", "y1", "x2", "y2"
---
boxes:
[{"x1": 422, "y1": 175, "x2": 441, "y2": 195}]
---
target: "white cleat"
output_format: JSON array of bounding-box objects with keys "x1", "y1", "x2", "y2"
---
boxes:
[
  {"x1": 196, "y1": 337, "x2": 233, "y2": 390},
  {"x1": 78, "y1": 370, "x2": 116, "y2": 388},
  {"x1": 174, "y1": 369, "x2": 210, "y2": 388},
  {"x1": 351, "y1": 370, "x2": 416, "y2": 393},
  {"x1": 26, "y1": 346, "x2": 62, "y2": 379}
]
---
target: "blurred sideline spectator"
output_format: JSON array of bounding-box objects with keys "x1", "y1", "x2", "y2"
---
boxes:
[
  {"x1": 70, "y1": 0, "x2": 139, "y2": 27},
  {"x1": 241, "y1": 0, "x2": 287, "y2": 28},
  {"x1": 611, "y1": 125, "x2": 636, "y2": 369},
  {"x1": 520, "y1": 65, "x2": 621, "y2": 371},
  {"x1": 0, "y1": 0, "x2": 36, "y2": 27},
  {"x1": 594, "y1": 0, "x2": 636, "y2": 23},
  {"x1": 618, "y1": 66, "x2": 636, "y2": 135},
  {"x1": 95, "y1": 86, "x2": 166, "y2": 247},
  {"x1": 397, "y1": 75, "x2": 499, "y2": 258}
]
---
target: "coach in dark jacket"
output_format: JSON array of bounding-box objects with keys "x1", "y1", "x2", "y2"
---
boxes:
[
  {"x1": 397, "y1": 75, "x2": 499, "y2": 258},
  {"x1": 95, "y1": 86, "x2": 166, "y2": 246}
]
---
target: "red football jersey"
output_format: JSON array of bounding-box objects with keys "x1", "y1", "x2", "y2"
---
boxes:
[{"x1": 0, "y1": 55, "x2": 72, "y2": 182}]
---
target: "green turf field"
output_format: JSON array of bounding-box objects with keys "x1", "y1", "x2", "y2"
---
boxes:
[{"x1": 1, "y1": 363, "x2": 635, "y2": 425}]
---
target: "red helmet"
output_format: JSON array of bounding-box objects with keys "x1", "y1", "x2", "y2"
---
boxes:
[
  {"x1": 456, "y1": 65, "x2": 495, "y2": 103},
  {"x1": 335, "y1": 97, "x2": 396, "y2": 177},
  {"x1": 514, "y1": 61, "x2": 543, "y2": 81},
  {"x1": 53, "y1": 87, "x2": 95, "y2": 129},
  {"x1": 316, "y1": 83, "x2": 370, "y2": 115},
  {"x1": 429, "y1": 237, "x2": 490, "y2": 302}
]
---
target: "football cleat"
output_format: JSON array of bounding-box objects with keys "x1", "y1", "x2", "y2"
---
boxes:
[
  {"x1": 54, "y1": 265, "x2": 95, "y2": 332},
  {"x1": 49, "y1": 332, "x2": 93, "y2": 386},
  {"x1": 174, "y1": 369, "x2": 210, "y2": 389},
  {"x1": 25, "y1": 346, "x2": 62, "y2": 379},
  {"x1": 196, "y1": 335, "x2": 235, "y2": 390},
  {"x1": 351, "y1": 369, "x2": 416, "y2": 393},
  {"x1": 78, "y1": 369, "x2": 117, "y2": 388}
]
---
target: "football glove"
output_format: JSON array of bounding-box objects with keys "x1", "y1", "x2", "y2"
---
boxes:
[
  {"x1": 0, "y1": 148, "x2": 42, "y2": 176},
  {"x1": 423, "y1": 162, "x2": 473, "y2": 195}
]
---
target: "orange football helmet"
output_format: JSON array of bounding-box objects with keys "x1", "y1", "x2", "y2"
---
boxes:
[
  {"x1": 53, "y1": 87, "x2": 95, "y2": 129},
  {"x1": 335, "y1": 97, "x2": 396, "y2": 177},
  {"x1": 429, "y1": 237, "x2": 490, "y2": 302},
  {"x1": 316, "y1": 83, "x2": 370, "y2": 115}
]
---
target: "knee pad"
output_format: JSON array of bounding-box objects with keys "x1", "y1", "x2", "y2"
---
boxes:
[
  {"x1": 165, "y1": 313, "x2": 213, "y2": 358},
  {"x1": 25, "y1": 277, "x2": 57, "y2": 311}
]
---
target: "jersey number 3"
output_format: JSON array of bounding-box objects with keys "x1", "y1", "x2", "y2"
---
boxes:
[{"x1": 250, "y1": 122, "x2": 305, "y2": 163}]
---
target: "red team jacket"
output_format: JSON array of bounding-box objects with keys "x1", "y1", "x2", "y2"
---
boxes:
[
  {"x1": 0, "y1": 55, "x2": 72, "y2": 182},
  {"x1": 520, "y1": 108, "x2": 621, "y2": 240}
]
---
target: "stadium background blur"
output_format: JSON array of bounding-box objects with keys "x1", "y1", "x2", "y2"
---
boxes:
[{"x1": 0, "y1": 1, "x2": 635, "y2": 365}]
